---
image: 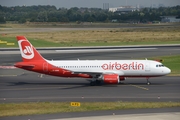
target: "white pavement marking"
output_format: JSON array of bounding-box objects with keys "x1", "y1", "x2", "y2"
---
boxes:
[
  {"x1": 0, "y1": 75, "x2": 17, "y2": 77},
  {"x1": 0, "y1": 48, "x2": 157, "y2": 54},
  {"x1": 50, "y1": 112, "x2": 180, "y2": 120},
  {"x1": 0, "y1": 66, "x2": 17, "y2": 69},
  {"x1": 171, "y1": 49, "x2": 180, "y2": 50},
  {"x1": 56, "y1": 48, "x2": 157, "y2": 53}
]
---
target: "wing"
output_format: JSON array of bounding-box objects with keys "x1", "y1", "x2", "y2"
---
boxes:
[{"x1": 72, "y1": 70, "x2": 124, "y2": 77}]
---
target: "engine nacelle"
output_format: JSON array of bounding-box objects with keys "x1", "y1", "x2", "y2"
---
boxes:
[{"x1": 103, "y1": 74, "x2": 119, "y2": 84}]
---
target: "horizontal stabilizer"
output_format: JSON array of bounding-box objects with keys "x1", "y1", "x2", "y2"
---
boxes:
[{"x1": 14, "y1": 62, "x2": 34, "y2": 69}]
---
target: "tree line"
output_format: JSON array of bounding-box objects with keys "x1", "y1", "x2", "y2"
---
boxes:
[{"x1": 0, "y1": 5, "x2": 180, "y2": 23}]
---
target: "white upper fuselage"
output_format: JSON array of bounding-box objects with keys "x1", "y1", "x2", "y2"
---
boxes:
[{"x1": 48, "y1": 59, "x2": 171, "y2": 77}]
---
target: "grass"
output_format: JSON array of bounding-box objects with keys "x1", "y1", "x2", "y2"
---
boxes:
[
  {"x1": 0, "y1": 101, "x2": 180, "y2": 117},
  {"x1": 0, "y1": 36, "x2": 60, "y2": 47},
  {"x1": 0, "y1": 26, "x2": 180, "y2": 47}
]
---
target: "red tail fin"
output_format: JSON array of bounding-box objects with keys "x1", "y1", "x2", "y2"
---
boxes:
[{"x1": 17, "y1": 36, "x2": 45, "y2": 62}]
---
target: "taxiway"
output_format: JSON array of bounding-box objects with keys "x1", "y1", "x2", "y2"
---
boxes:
[{"x1": 0, "y1": 45, "x2": 179, "y2": 103}]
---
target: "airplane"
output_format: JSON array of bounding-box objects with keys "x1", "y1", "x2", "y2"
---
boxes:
[{"x1": 14, "y1": 36, "x2": 171, "y2": 85}]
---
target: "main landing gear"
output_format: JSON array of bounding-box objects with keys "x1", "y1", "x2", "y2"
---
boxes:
[
  {"x1": 146, "y1": 77, "x2": 151, "y2": 85},
  {"x1": 90, "y1": 80, "x2": 101, "y2": 86}
]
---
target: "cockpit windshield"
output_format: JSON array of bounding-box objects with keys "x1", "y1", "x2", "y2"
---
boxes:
[{"x1": 156, "y1": 64, "x2": 165, "y2": 67}]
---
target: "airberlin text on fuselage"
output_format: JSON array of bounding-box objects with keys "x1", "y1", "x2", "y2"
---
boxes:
[{"x1": 102, "y1": 62, "x2": 144, "y2": 70}]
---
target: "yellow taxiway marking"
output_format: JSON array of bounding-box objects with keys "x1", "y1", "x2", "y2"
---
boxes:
[{"x1": 129, "y1": 84, "x2": 149, "y2": 90}]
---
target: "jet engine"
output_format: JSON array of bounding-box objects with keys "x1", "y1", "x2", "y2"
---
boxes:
[{"x1": 103, "y1": 74, "x2": 120, "y2": 84}]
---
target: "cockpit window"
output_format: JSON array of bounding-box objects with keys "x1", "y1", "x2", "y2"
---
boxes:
[{"x1": 156, "y1": 64, "x2": 164, "y2": 67}]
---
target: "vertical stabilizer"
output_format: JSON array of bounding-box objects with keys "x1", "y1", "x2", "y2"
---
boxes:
[{"x1": 16, "y1": 36, "x2": 45, "y2": 62}]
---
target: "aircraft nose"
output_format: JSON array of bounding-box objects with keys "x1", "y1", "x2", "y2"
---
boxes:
[{"x1": 165, "y1": 67, "x2": 171, "y2": 74}]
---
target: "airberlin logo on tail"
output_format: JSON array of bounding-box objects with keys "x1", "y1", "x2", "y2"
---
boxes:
[{"x1": 18, "y1": 40, "x2": 34, "y2": 59}]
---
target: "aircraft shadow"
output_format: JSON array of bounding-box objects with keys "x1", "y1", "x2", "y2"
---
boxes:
[
  {"x1": 7, "y1": 82, "x2": 89, "y2": 86},
  {"x1": 7, "y1": 81, "x2": 164, "y2": 90}
]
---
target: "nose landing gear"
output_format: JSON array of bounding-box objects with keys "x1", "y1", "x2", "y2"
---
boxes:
[{"x1": 146, "y1": 77, "x2": 151, "y2": 85}]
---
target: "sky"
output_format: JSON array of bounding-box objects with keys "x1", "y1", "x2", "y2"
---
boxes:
[{"x1": 1, "y1": 0, "x2": 180, "y2": 8}]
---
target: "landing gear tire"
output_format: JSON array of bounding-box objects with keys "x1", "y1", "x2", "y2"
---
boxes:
[
  {"x1": 147, "y1": 81, "x2": 151, "y2": 85},
  {"x1": 90, "y1": 81, "x2": 96, "y2": 86},
  {"x1": 90, "y1": 80, "x2": 101, "y2": 86}
]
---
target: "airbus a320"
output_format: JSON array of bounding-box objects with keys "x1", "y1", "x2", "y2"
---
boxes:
[{"x1": 14, "y1": 36, "x2": 171, "y2": 85}]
